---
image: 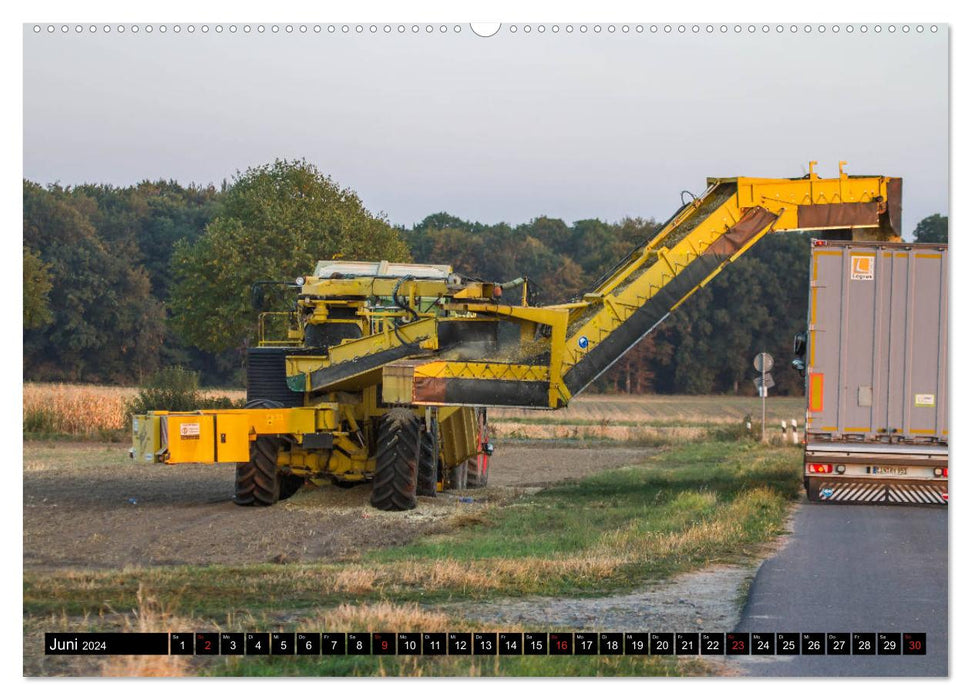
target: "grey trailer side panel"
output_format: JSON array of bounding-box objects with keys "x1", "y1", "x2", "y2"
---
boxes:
[
  {"x1": 907, "y1": 253, "x2": 948, "y2": 436},
  {"x1": 842, "y1": 247, "x2": 880, "y2": 435},
  {"x1": 807, "y1": 242, "x2": 947, "y2": 442},
  {"x1": 807, "y1": 249, "x2": 843, "y2": 433}
]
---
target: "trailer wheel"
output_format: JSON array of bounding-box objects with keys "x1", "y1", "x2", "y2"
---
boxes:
[
  {"x1": 234, "y1": 399, "x2": 304, "y2": 506},
  {"x1": 371, "y1": 408, "x2": 420, "y2": 511},
  {"x1": 805, "y1": 477, "x2": 821, "y2": 502},
  {"x1": 417, "y1": 429, "x2": 438, "y2": 497}
]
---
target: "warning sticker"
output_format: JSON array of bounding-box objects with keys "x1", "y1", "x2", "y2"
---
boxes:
[
  {"x1": 179, "y1": 422, "x2": 201, "y2": 439},
  {"x1": 915, "y1": 394, "x2": 936, "y2": 407},
  {"x1": 850, "y1": 254, "x2": 875, "y2": 281}
]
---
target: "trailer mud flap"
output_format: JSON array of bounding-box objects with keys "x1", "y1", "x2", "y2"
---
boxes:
[{"x1": 807, "y1": 478, "x2": 946, "y2": 505}]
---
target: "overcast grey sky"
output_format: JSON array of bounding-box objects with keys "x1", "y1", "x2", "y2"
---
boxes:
[{"x1": 23, "y1": 24, "x2": 948, "y2": 235}]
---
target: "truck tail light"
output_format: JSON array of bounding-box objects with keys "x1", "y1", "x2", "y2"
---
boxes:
[
  {"x1": 943, "y1": 468, "x2": 948, "y2": 478},
  {"x1": 808, "y1": 463, "x2": 833, "y2": 474}
]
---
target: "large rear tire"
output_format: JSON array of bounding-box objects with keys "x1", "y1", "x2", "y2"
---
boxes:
[
  {"x1": 371, "y1": 408, "x2": 421, "y2": 511},
  {"x1": 234, "y1": 399, "x2": 304, "y2": 506},
  {"x1": 417, "y1": 428, "x2": 438, "y2": 497}
]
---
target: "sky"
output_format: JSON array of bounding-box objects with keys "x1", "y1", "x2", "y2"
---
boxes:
[{"x1": 24, "y1": 23, "x2": 948, "y2": 236}]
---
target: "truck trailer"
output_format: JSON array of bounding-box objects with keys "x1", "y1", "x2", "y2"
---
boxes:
[{"x1": 797, "y1": 240, "x2": 948, "y2": 504}]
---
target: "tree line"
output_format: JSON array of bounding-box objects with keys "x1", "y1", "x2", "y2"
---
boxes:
[{"x1": 23, "y1": 160, "x2": 949, "y2": 395}]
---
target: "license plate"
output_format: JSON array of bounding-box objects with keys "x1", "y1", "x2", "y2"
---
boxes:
[{"x1": 870, "y1": 466, "x2": 908, "y2": 476}]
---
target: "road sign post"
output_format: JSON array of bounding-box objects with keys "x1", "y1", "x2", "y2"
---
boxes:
[{"x1": 753, "y1": 353, "x2": 774, "y2": 443}]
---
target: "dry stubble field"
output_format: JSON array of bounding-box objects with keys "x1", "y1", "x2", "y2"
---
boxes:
[{"x1": 22, "y1": 384, "x2": 804, "y2": 677}]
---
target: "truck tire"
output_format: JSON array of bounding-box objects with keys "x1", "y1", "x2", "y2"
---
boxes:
[
  {"x1": 417, "y1": 429, "x2": 438, "y2": 497},
  {"x1": 805, "y1": 477, "x2": 821, "y2": 502},
  {"x1": 234, "y1": 399, "x2": 304, "y2": 506},
  {"x1": 371, "y1": 408, "x2": 420, "y2": 511}
]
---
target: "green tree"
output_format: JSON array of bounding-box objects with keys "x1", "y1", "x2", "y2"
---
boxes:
[
  {"x1": 76, "y1": 179, "x2": 221, "y2": 300},
  {"x1": 23, "y1": 246, "x2": 52, "y2": 329},
  {"x1": 912, "y1": 214, "x2": 948, "y2": 243},
  {"x1": 645, "y1": 233, "x2": 811, "y2": 395},
  {"x1": 169, "y1": 160, "x2": 411, "y2": 352},
  {"x1": 22, "y1": 181, "x2": 165, "y2": 383}
]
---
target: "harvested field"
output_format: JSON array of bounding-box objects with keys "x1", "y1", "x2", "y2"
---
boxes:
[
  {"x1": 23, "y1": 441, "x2": 656, "y2": 570},
  {"x1": 490, "y1": 394, "x2": 804, "y2": 442}
]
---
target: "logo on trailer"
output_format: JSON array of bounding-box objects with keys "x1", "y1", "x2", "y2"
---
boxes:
[
  {"x1": 850, "y1": 255, "x2": 875, "y2": 281},
  {"x1": 179, "y1": 422, "x2": 201, "y2": 440},
  {"x1": 578, "y1": 336, "x2": 589, "y2": 350}
]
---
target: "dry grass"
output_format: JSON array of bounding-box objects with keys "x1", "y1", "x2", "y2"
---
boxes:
[
  {"x1": 492, "y1": 394, "x2": 804, "y2": 424},
  {"x1": 99, "y1": 585, "x2": 197, "y2": 677},
  {"x1": 308, "y1": 602, "x2": 451, "y2": 632},
  {"x1": 492, "y1": 422, "x2": 708, "y2": 442},
  {"x1": 491, "y1": 394, "x2": 805, "y2": 444},
  {"x1": 23, "y1": 383, "x2": 136, "y2": 434},
  {"x1": 23, "y1": 382, "x2": 245, "y2": 437},
  {"x1": 318, "y1": 555, "x2": 626, "y2": 597}
]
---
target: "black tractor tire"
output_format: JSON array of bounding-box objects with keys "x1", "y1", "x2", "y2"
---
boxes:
[
  {"x1": 370, "y1": 408, "x2": 421, "y2": 511},
  {"x1": 417, "y1": 429, "x2": 438, "y2": 497},
  {"x1": 445, "y1": 460, "x2": 468, "y2": 491},
  {"x1": 234, "y1": 436, "x2": 283, "y2": 506},
  {"x1": 466, "y1": 457, "x2": 488, "y2": 488},
  {"x1": 234, "y1": 399, "x2": 304, "y2": 506},
  {"x1": 466, "y1": 408, "x2": 489, "y2": 488}
]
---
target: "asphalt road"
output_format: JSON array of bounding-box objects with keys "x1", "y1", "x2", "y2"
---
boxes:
[{"x1": 730, "y1": 502, "x2": 948, "y2": 677}]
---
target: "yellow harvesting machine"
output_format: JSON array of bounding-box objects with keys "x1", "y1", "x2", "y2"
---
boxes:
[{"x1": 133, "y1": 163, "x2": 902, "y2": 510}]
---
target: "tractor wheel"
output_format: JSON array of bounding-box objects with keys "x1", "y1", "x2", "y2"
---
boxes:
[
  {"x1": 466, "y1": 409, "x2": 489, "y2": 488},
  {"x1": 446, "y1": 460, "x2": 468, "y2": 490},
  {"x1": 234, "y1": 399, "x2": 304, "y2": 506},
  {"x1": 466, "y1": 458, "x2": 488, "y2": 488},
  {"x1": 371, "y1": 408, "x2": 421, "y2": 511},
  {"x1": 417, "y1": 429, "x2": 438, "y2": 497},
  {"x1": 234, "y1": 436, "x2": 286, "y2": 506}
]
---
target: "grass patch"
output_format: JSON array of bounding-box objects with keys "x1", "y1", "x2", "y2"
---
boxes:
[
  {"x1": 209, "y1": 650, "x2": 700, "y2": 677},
  {"x1": 367, "y1": 442, "x2": 800, "y2": 583}
]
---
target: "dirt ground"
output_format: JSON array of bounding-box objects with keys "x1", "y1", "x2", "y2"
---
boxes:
[{"x1": 23, "y1": 441, "x2": 652, "y2": 570}]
